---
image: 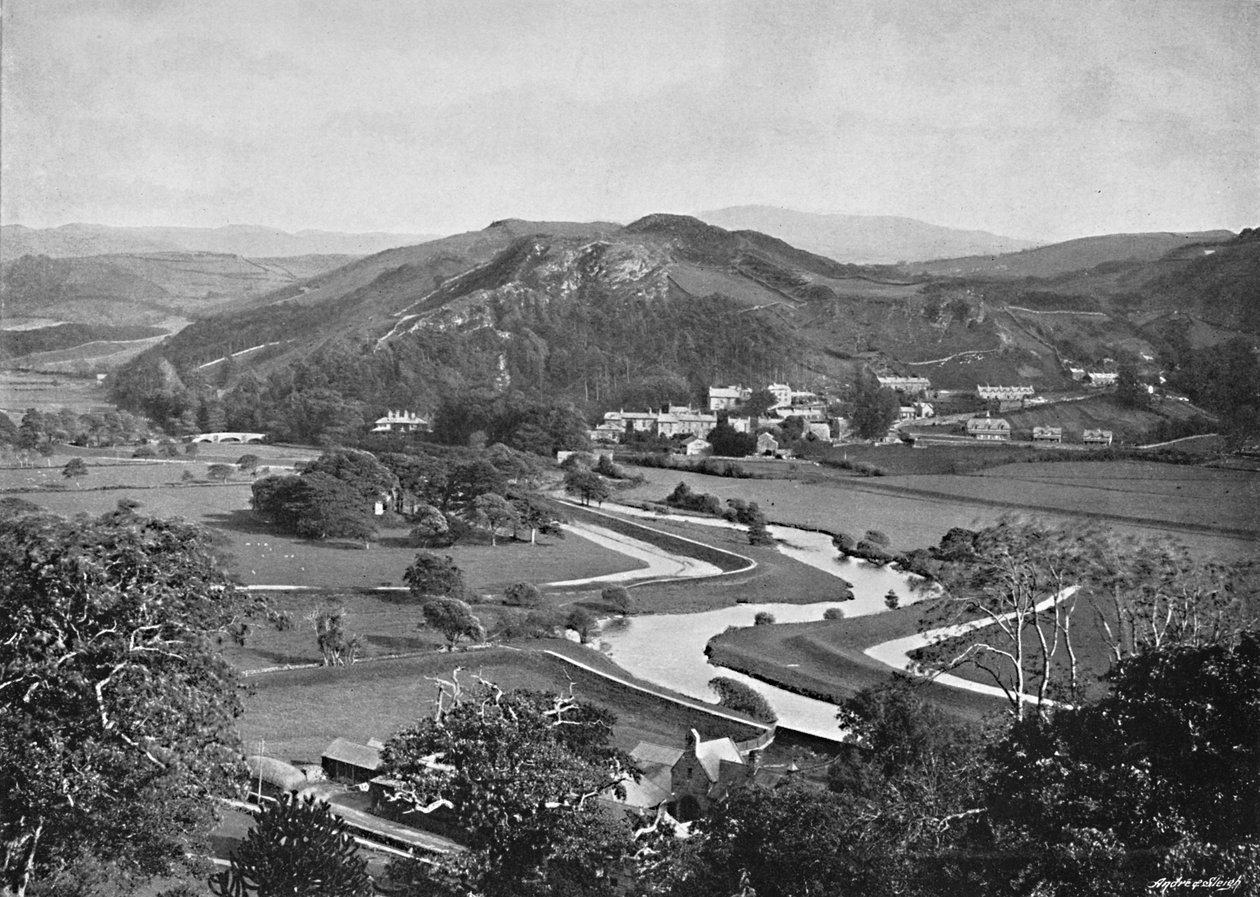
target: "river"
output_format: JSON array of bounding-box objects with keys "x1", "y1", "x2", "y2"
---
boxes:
[{"x1": 592, "y1": 504, "x2": 926, "y2": 740}]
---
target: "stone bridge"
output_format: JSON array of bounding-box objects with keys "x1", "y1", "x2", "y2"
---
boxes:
[{"x1": 190, "y1": 432, "x2": 267, "y2": 444}]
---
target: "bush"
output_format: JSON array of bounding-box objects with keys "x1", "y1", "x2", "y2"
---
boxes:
[
  {"x1": 823, "y1": 607, "x2": 845, "y2": 620},
  {"x1": 601, "y1": 585, "x2": 632, "y2": 615},
  {"x1": 504, "y1": 582, "x2": 542, "y2": 608},
  {"x1": 884, "y1": 589, "x2": 900, "y2": 610},
  {"x1": 832, "y1": 532, "x2": 857, "y2": 554},
  {"x1": 132, "y1": 445, "x2": 156, "y2": 459},
  {"x1": 709, "y1": 676, "x2": 778, "y2": 723},
  {"x1": 748, "y1": 519, "x2": 776, "y2": 546},
  {"x1": 864, "y1": 529, "x2": 891, "y2": 547},
  {"x1": 754, "y1": 611, "x2": 776, "y2": 626},
  {"x1": 665, "y1": 481, "x2": 723, "y2": 515}
]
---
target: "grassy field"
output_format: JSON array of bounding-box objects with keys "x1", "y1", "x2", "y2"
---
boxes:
[
  {"x1": 0, "y1": 370, "x2": 116, "y2": 414},
  {"x1": 239, "y1": 647, "x2": 771, "y2": 762},
  {"x1": 615, "y1": 460, "x2": 1259, "y2": 560}
]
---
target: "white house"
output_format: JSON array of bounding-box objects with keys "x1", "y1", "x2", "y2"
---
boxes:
[
  {"x1": 708, "y1": 385, "x2": 750, "y2": 412},
  {"x1": 1083, "y1": 428, "x2": 1114, "y2": 445},
  {"x1": 767, "y1": 383, "x2": 793, "y2": 408},
  {"x1": 1033, "y1": 426, "x2": 1063, "y2": 443},
  {"x1": 756, "y1": 432, "x2": 780, "y2": 455},
  {"x1": 371, "y1": 410, "x2": 429, "y2": 434},
  {"x1": 682, "y1": 437, "x2": 711, "y2": 456},
  {"x1": 977, "y1": 385, "x2": 1035, "y2": 401},
  {"x1": 966, "y1": 416, "x2": 1012, "y2": 441},
  {"x1": 1086, "y1": 372, "x2": 1118, "y2": 388},
  {"x1": 877, "y1": 375, "x2": 932, "y2": 395}
]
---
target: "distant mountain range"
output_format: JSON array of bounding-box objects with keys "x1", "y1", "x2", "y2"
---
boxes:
[
  {"x1": 697, "y1": 205, "x2": 1039, "y2": 264},
  {"x1": 903, "y1": 230, "x2": 1237, "y2": 279},
  {"x1": 0, "y1": 223, "x2": 439, "y2": 262}
]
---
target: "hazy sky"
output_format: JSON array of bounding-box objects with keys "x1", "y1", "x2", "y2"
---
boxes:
[{"x1": 3, "y1": 0, "x2": 1256, "y2": 241}]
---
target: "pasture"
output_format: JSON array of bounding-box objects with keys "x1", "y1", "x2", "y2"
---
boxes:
[
  {"x1": 0, "y1": 370, "x2": 115, "y2": 415},
  {"x1": 238, "y1": 647, "x2": 771, "y2": 763},
  {"x1": 615, "y1": 460, "x2": 1259, "y2": 560}
]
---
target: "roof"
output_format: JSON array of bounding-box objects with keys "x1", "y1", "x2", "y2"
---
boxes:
[
  {"x1": 632, "y1": 742, "x2": 685, "y2": 768},
  {"x1": 614, "y1": 775, "x2": 672, "y2": 809},
  {"x1": 709, "y1": 386, "x2": 744, "y2": 398},
  {"x1": 967, "y1": 417, "x2": 1010, "y2": 431},
  {"x1": 246, "y1": 755, "x2": 308, "y2": 792},
  {"x1": 322, "y1": 737, "x2": 382, "y2": 771},
  {"x1": 692, "y1": 736, "x2": 744, "y2": 782}
]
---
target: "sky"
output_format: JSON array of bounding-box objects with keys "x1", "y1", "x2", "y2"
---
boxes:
[{"x1": 2, "y1": 0, "x2": 1256, "y2": 242}]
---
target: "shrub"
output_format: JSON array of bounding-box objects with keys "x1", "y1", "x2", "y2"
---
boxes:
[
  {"x1": 132, "y1": 445, "x2": 156, "y2": 459},
  {"x1": 709, "y1": 676, "x2": 777, "y2": 723},
  {"x1": 665, "y1": 481, "x2": 724, "y2": 515},
  {"x1": 504, "y1": 582, "x2": 542, "y2": 608},
  {"x1": 824, "y1": 607, "x2": 845, "y2": 620},
  {"x1": 748, "y1": 519, "x2": 776, "y2": 546},
  {"x1": 884, "y1": 590, "x2": 900, "y2": 610},
  {"x1": 832, "y1": 532, "x2": 857, "y2": 554},
  {"x1": 601, "y1": 585, "x2": 632, "y2": 614},
  {"x1": 754, "y1": 611, "x2": 776, "y2": 626},
  {"x1": 864, "y1": 529, "x2": 891, "y2": 547},
  {"x1": 565, "y1": 607, "x2": 597, "y2": 643}
]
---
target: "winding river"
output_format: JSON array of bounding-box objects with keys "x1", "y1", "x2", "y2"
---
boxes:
[{"x1": 585, "y1": 504, "x2": 926, "y2": 740}]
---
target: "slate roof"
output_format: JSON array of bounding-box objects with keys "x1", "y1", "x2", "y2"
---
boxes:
[
  {"x1": 322, "y1": 737, "x2": 382, "y2": 772},
  {"x1": 693, "y1": 736, "x2": 743, "y2": 782},
  {"x1": 631, "y1": 742, "x2": 685, "y2": 768}
]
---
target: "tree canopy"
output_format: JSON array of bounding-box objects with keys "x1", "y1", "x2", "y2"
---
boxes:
[{"x1": 1, "y1": 510, "x2": 269, "y2": 896}]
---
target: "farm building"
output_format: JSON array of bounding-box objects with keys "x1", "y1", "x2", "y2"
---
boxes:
[
  {"x1": 876, "y1": 375, "x2": 932, "y2": 395},
  {"x1": 977, "y1": 385, "x2": 1035, "y2": 401},
  {"x1": 1033, "y1": 426, "x2": 1063, "y2": 443},
  {"x1": 682, "y1": 437, "x2": 711, "y2": 456},
  {"x1": 321, "y1": 737, "x2": 382, "y2": 784},
  {"x1": 609, "y1": 728, "x2": 782, "y2": 822},
  {"x1": 1086, "y1": 372, "x2": 1118, "y2": 387},
  {"x1": 1083, "y1": 429, "x2": 1114, "y2": 445},
  {"x1": 756, "y1": 432, "x2": 780, "y2": 456},
  {"x1": 966, "y1": 416, "x2": 1012, "y2": 441}
]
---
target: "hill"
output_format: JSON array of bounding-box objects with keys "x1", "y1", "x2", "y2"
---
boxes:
[
  {"x1": 904, "y1": 230, "x2": 1236, "y2": 279},
  {"x1": 698, "y1": 205, "x2": 1038, "y2": 264},
  {"x1": 0, "y1": 223, "x2": 438, "y2": 262},
  {"x1": 106, "y1": 215, "x2": 1258, "y2": 443}
]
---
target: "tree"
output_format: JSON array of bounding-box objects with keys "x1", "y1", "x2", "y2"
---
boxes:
[
  {"x1": 824, "y1": 607, "x2": 845, "y2": 620},
  {"x1": 959, "y1": 633, "x2": 1260, "y2": 895},
  {"x1": 1115, "y1": 361, "x2": 1149, "y2": 408},
  {"x1": 60, "y1": 457, "x2": 87, "y2": 484},
  {"x1": 511, "y1": 492, "x2": 565, "y2": 544},
  {"x1": 422, "y1": 598, "x2": 485, "y2": 650},
  {"x1": 504, "y1": 582, "x2": 543, "y2": 608},
  {"x1": 709, "y1": 676, "x2": 777, "y2": 722},
  {"x1": 236, "y1": 453, "x2": 261, "y2": 474},
  {"x1": 409, "y1": 511, "x2": 455, "y2": 552},
  {"x1": 207, "y1": 463, "x2": 234, "y2": 482},
  {"x1": 307, "y1": 607, "x2": 362, "y2": 666},
  {"x1": 1, "y1": 510, "x2": 272, "y2": 896},
  {"x1": 601, "y1": 585, "x2": 632, "y2": 615},
  {"x1": 851, "y1": 371, "x2": 899, "y2": 440},
  {"x1": 884, "y1": 589, "x2": 900, "y2": 610},
  {"x1": 251, "y1": 473, "x2": 377, "y2": 546},
  {"x1": 748, "y1": 518, "x2": 775, "y2": 546},
  {"x1": 300, "y1": 449, "x2": 399, "y2": 507},
  {"x1": 210, "y1": 792, "x2": 372, "y2": 897},
  {"x1": 563, "y1": 468, "x2": 610, "y2": 507},
  {"x1": 380, "y1": 679, "x2": 634, "y2": 896},
  {"x1": 754, "y1": 611, "x2": 776, "y2": 625},
  {"x1": 469, "y1": 492, "x2": 518, "y2": 546},
  {"x1": 183, "y1": 442, "x2": 199, "y2": 457},
  {"x1": 565, "y1": 606, "x2": 597, "y2": 643},
  {"x1": 741, "y1": 388, "x2": 780, "y2": 418},
  {"x1": 403, "y1": 552, "x2": 468, "y2": 602},
  {"x1": 707, "y1": 419, "x2": 756, "y2": 457}
]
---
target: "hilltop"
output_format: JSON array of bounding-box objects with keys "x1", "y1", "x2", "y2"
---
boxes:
[
  {"x1": 0, "y1": 223, "x2": 438, "y2": 263},
  {"x1": 698, "y1": 205, "x2": 1038, "y2": 264}
]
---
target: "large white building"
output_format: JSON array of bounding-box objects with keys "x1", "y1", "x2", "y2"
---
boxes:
[
  {"x1": 877, "y1": 375, "x2": 932, "y2": 395},
  {"x1": 370, "y1": 410, "x2": 429, "y2": 433},
  {"x1": 708, "y1": 385, "x2": 751, "y2": 411},
  {"x1": 977, "y1": 385, "x2": 1035, "y2": 401}
]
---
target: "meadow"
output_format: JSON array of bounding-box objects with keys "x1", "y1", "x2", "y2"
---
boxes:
[{"x1": 615, "y1": 458, "x2": 1259, "y2": 559}]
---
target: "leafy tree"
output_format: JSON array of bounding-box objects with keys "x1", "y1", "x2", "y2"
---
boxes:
[
  {"x1": 864, "y1": 529, "x2": 890, "y2": 546},
  {"x1": 380, "y1": 681, "x2": 634, "y2": 896},
  {"x1": 210, "y1": 791, "x2": 372, "y2": 897},
  {"x1": 504, "y1": 582, "x2": 543, "y2": 608},
  {"x1": 565, "y1": 606, "x2": 597, "y2": 643},
  {"x1": 851, "y1": 371, "x2": 899, "y2": 440},
  {"x1": 300, "y1": 449, "x2": 398, "y2": 507},
  {"x1": 60, "y1": 457, "x2": 87, "y2": 484},
  {"x1": 754, "y1": 611, "x2": 776, "y2": 625},
  {"x1": 0, "y1": 413, "x2": 19, "y2": 447},
  {"x1": 468, "y1": 492, "x2": 518, "y2": 546},
  {"x1": 510, "y1": 492, "x2": 565, "y2": 544},
  {"x1": 251, "y1": 473, "x2": 377, "y2": 545},
  {"x1": 884, "y1": 589, "x2": 900, "y2": 610},
  {"x1": 133, "y1": 444, "x2": 157, "y2": 459},
  {"x1": 183, "y1": 442, "x2": 199, "y2": 457},
  {"x1": 748, "y1": 518, "x2": 775, "y2": 545},
  {"x1": 601, "y1": 585, "x2": 632, "y2": 615},
  {"x1": 0, "y1": 510, "x2": 270, "y2": 896},
  {"x1": 422, "y1": 598, "x2": 485, "y2": 650},
  {"x1": 824, "y1": 607, "x2": 845, "y2": 620},
  {"x1": 307, "y1": 607, "x2": 362, "y2": 667},
  {"x1": 410, "y1": 505, "x2": 452, "y2": 547},
  {"x1": 957, "y1": 633, "x2": 1260, "y2": 896},
  {"x1": 236, "y1": 453, "x2": 261, "y2": 474},
  {"x1": 832, "y1": 531, "x2": 857, "y2": 554},
  {"x1": 708, "y1": 676, "x2": 777, "y2": 722},
  {"x1": 661, "y1": 783, "x2": 856, "y2": 897},
  {"x1": 741, "y1": 388, "x2": 780, "y2": 418},
  {"x1": 1115, "y1": 361, "x2": 1149, "y2": 408},
  {"x1": 706, "y1": 419, "x2": 756, "y2": 457},
  {"x1": 403, "y1": 552, "x2": 468, "y2": 602},
  {"x1": 207, "y1": 463, "x2": 234, "y2": 482},
  {"x1": 563, "y1": 469, "x2": 610, "y2": 506}
]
